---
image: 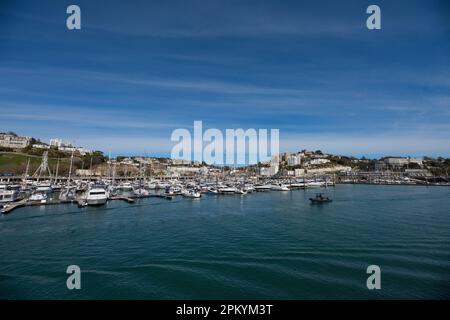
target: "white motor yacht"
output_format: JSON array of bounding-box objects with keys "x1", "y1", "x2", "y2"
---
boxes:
[
  {"x1": 243, "y1": 185, "x2": 255, "y2": 193},
  {"x1": 307, "y1": 181, "x2": 324, "y2": 188},
  {"x1": 135, "y1": 188, "x2": 149, "y2": 196},
  {"x1": 254, "y1": 185, "x2": 272, "y2": 191},
  {"x1": 29, "y1": 192, "x2": 48, "y2": 203},
  {"x1": 271, "y1": 184, "x2": 290, "y2": 191},
  {"x1": 235, "y1": 188, "x2": 248, "y2": 195},
  {"x1": 181, "y1": 189, "x2": 201, "y2": 198},
  {"x1": 35, "y1": 183, "x2": 53, "y2": 193},
  {"x1": 218, "y1": 186, "x2": 238, "y2": 194},
  {"x1": 85, "y1": 188, "x2": 108, "y2": 206},
  {"x1": 118, "y1": 182, "x2": 134, "y2": 192}
]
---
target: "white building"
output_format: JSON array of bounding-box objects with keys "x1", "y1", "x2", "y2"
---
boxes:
[
  {"x1": 168, "y1": 166, "x2": 208, "y2": 176},
  {"x1": 0, "y1": 133, "x2": 30, "y2": 149},
  {"x1": 408, "y1": 158, "x2": 423, "y2": 166},
  {"x1": 384, "y1": 157, "x2": 422, "y2": 167},
  {"x1": 287, "y1": 153, "x2": 302, "y2": 166},
  {"x1": 260, "y1": 163, "x2": 279, "y2": 176},
  {"x1": 50, "y1": 138, "x2": 72, "y2": 148},
  {"x1": 59, "y1": 146, "x2": 91, "y2": 155},
  {"x1": 306, "y1": 158, "x2": 330, "y2": 166},
  {"x1": 171, "y1": 159, "x2": 193, "y2": 165},
  {"x1": 49, "y1": 138, "x2": 90, "y2": 154},
  {"x1": 271, "y1": 154, "x2": 280, "y2": 164},
  {"x1": 307, "y1": 166, "x2": 351, "y2": 174},
  {"x1": 32, "y1": 144, "x2": 50, "y2": 149}
]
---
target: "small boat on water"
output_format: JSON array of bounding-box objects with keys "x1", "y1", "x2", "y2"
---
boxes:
[
  {"x1": 165, "y1": 186, "x2": 182, "y2": 196},
  {"x1": 118, "y1": 182, "x2": 134, "y2": 192},
  {"x1": 218, "y1": 186, "x2": 237, "y2": 194},
  {"x1": 307, "y1": 181, "x2": 324, "y2": 188},
  {"x1": 134, "y1": 188, "x2": 149, "y2": 197},
  {"x1": 85, "y1": 187, "x2": 108, "y2": 206},
  {"x1": 309, "y1": 193, "x2": 332, "y2": 204},
  {"x1": 29, "y1": 192, "x2": 48, "y2": 203},
  {"x1": 235, "y1": 188, "x2": 248, "y2": 195},
  {"x1": 289, "y1": 182, "x2": 307, "y2": 189},
  {"x1": 181, "y1": 189, "x2": 201, "y2": 198},
  {"x1": 202, "y1": 187, "x2": 219, "y2": 195},
  {"x1": 271, "y1": 184, "x2": 290, "y2": 191},
  {"x1": 254, "y1": 185, "x2": 272, "y2": 191},
  {"x1": 243, "y1": 185, "x2": 255, "y2": 193}
]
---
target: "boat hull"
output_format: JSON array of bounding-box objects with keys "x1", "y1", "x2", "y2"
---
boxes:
[
  {"x1": 86, "y1": 198, "x2": 107, "y2": 206},
  {"x1": 309, "y1": 198, "x2": 332, "y2": 204}
]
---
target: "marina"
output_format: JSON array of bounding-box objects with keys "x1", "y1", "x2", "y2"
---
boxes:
[
  {"x1": 1, "y1": 184, "x2": 449, "y2": 299},
  {"x1": 1, "y1": 171, "x2": 449, "y2": 215}
]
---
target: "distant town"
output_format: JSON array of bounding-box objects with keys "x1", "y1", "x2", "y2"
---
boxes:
[{"x1": 1, "y1": 131, "x2": 449, "y2": 181}]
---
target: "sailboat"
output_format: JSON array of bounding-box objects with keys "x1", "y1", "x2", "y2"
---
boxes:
[{"x1": 59, "y1": 151, "x2": 75, "y2": 201}]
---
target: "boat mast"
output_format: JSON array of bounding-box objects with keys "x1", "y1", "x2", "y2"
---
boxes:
[
  {"x1": 67, "y1": 150, "x2": 74, "y2": 188},
  {"x1": 54, "y1": 158, "x2": 60, "y2": 185},
  {"x1": 22, "y1": 157, "x2": 30, "y2": 187},
  {"x1": 113, "y1": 159, "x2": 116, "y2": 186}
]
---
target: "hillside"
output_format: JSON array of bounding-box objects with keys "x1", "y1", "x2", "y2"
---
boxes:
[{"x1": 0, "y1": 152, "x2": 81, "y2": 176}]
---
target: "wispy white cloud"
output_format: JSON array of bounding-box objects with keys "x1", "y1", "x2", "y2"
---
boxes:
[
  {"x1": 281, "y1": 132, "x2": 450, "y2": 157},
  {"x1": 0, "y1": 101, "x2": 181, "y2": 130},
  {"x1": 76, "y1": 136, "x2": 172, "y2": 155}
]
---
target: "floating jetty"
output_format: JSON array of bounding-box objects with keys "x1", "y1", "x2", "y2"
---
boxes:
[
  {"x1": 1, "y1": 194, "x2": 172, "y2": 215},
  {"x1": 109, "y1": 196, "x2": 136, "y2": 203},
  {"x1": 1, "y1": 199, "x2": 78, "y2": 214},
  {"x1": 1, "y1": 199, "x2": 27, "y2": 214}
]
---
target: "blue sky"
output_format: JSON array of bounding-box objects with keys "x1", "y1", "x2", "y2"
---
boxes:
[{"x1": 0, "y1": 0, "x2": 449, "y2": 158}]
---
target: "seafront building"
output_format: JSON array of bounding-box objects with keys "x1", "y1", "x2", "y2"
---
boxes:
[
  {"x1": 32, "y1": 143, "x2": 50, "y2": 150},
  {"x1": 287, "y1": 153, "x2": 303, "y2": 166},
  {"x1": 305, "y1": 158, "x2": 330, "y2": 166},
  {"x1": 260, "y1": 155, "x2": 280, "y2": 176},
  {"x1": 383, "y1": 157, "x2": 423, "y2": 168},
  {"x1": 0, "y1": 133, "x2": 30, "y2": 149}
]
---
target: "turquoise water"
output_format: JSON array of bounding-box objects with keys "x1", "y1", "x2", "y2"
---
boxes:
[{"x1": 0, "y1": 185, "x2": 449, "y2": 299}]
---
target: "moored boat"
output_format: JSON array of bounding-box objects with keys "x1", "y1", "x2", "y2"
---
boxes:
[
  {"x1": 29, "y1": 192, "x2": 48, "y2": 203},
  {"x1": 85, "y1": 188, "x2": 108, "y2": 206},
  {"x1": 181, "y1": 189, "x2": 201, "y2": 198},
  {"x1": 271, "y1": 184, "x2": 290, "y2": 191},
  {"x1": 0, "y1": 189, "x2": 20, "y2": 203},
  {"x1": 218, "y1": 186, "x2": 238, "y2": 194},
  {"x1": 254, "y1": 185, "x2": 272, "y2": 191}
]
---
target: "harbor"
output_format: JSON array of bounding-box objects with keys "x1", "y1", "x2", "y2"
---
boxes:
[
  {"x1": 0, "y1": 176, "x2": 332, "y2": 214},
  {"x1": 1, "y1": 183, "x2": 449, "y2": 299},
  {"x1": 2, "y1": 148, "x2": 449, "y2": 215},
  {"x1": 1, "y1": 135, "x2": 449, "y2": 217},
  {"x1": 2, "y1": 171, "x2": 449, "y2": 215},
  {"x1": 1, "y1": 0, "x2": 450, "y2": 302}
]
